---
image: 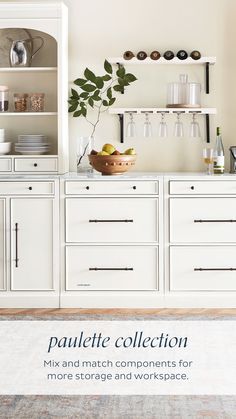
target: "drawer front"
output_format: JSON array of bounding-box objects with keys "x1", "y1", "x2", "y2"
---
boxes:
[
  {"x1": 170, "y1": 246, "x2": 236, "y2": 291},
  {"x1": 169, "y1": 180, "x2": 236, "y2": 195},
  {"x1": 66, "y1": 198, "x2": 158, "y2": 243},
  {"x1": 0, "y1": 181, "x2": 54, "y2": 195},
  {"x1": 170, "y1": 198, "x2": 236, "y2": 243},
  {"x1": 66, "y1": 246, "x2": 158, "y2": 290},
  {"x1": 65, "y1": 180, "x2": 158, "y2": 195},
  {"x1": 0, "y1": 158, "x2": 11, "y2": 172},
  {"x1": 14, "y1": 158, "x2": 58, "y2": 172}
]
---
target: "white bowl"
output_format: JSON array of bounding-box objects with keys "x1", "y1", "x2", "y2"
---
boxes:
[{"x1": 0, "y1": 142, "x2": 11, "y2": 154}]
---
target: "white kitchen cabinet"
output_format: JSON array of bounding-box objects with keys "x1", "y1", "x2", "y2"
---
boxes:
[
  {"x1": 0, "y1": 179, "x2": 59, "y2": 307},
  {"x1": 0, "y1": 199, "x2": 6, "y2": 290},
  {"x1": 0, "y1": 2, "x2": 68, "y2": 174},
  {"x1": 60, "y1": 176, "x2": 163, "y2": 308},
  {"x1": 10, "y1": 198, "x2": 54, "y2": 291},
  {"x1": 166, "y1": 176, "x2": 236, "y2": 307}
]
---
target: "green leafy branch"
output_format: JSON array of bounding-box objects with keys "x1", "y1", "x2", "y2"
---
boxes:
[{"x1": 68, "y1": 59, "x2": 137, "y2": 138}]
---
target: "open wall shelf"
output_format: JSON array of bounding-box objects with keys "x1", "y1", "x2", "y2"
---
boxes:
[{"x1": 108, "y1": 57, "x2": 216, "y2": 65}]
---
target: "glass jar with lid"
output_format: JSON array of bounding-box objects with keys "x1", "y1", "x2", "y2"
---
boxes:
[
  {"x1": 0, "y1": 86, "x2": 9, "y2": 112},
  {"x1": 29, "y1": 93, "x2": 45, "y2": 112}
]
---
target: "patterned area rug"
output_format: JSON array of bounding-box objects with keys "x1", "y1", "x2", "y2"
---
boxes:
[{"x1": 0, "y1": 315, "x2": 235, "y2": 418}]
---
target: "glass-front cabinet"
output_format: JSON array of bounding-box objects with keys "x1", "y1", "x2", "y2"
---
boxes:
[{"x1": 0, "y1": 2, "x2": 68, "y2": 174}]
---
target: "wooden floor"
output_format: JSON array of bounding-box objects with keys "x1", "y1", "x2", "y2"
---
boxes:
[{"x1": 0, "y1": 308, "x2": 236, "y2": 316}]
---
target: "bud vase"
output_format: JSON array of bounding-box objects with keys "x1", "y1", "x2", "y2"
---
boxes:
[{"x1": 77, "y1": 136, "x2": 94, "y2": 173}]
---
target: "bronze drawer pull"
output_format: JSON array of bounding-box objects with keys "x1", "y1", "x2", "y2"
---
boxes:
[
  {"x1": 194, "y1": 268, "x2": 236, "y2": 271},
  {"x1": 15, "y1": 223, "x2": 19, "y2": 268},
  {"x1": 89, "y1": 267, "x2": 134, "y2": 271},
  {"x1": 89, "y1": 219, "x2": 133, "y2": 223},
  {"x1": 194, "y1": 219, "x2": 236, "y2": 223}
]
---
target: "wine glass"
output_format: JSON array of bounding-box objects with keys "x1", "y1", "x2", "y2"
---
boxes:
[
  {"x1": 126, "y1": 113, "x2": 136, "y2": 137},
  {"x1": 203, "y1": 147, "x2": 214, "y2": 175},
  {"x1": 174, "y1": 112, "x2": 184, "y2": 137},
  {"x1": 143, "y1": 112, "x2": 152, "y2": 137},
  {"x1": 190, "y1": 113, "x2": 201, "y2": 138},
  {"x1": 158, "y1": 112, "x2": 168, "y2": 138}
]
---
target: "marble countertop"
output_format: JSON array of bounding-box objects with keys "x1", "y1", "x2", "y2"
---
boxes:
[{"x1": 1, "y1": 171, "x2": 236, "y2": 180}]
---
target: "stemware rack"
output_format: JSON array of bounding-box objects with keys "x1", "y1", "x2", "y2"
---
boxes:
[{"x1": 109, "y1": 108, "x2": 217, "y2": 143}]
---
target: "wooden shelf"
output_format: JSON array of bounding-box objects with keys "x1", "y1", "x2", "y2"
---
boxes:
[
  {"x1": 108, "y1": 57, "x2": 216, "y2": 65},
  {"x1": 0, "y1": 67, "x2": 57, "y2": 72},
  {"x1": 109, "y1": 108, "x2": 217, "y2": 115},
  {"x1": 0, "y1": 112, "x2": 57, "y2": 116}
]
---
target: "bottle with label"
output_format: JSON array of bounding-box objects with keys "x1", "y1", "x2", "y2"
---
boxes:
[{"x1": 213, "y1": 127, "x2": 224, "y2": 174}]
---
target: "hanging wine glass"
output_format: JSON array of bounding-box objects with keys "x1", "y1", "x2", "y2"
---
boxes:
[
  {"x1": 158, "y1": 112, "x2": 168, "y2": 138},
  {"x1": 190, "y1": 113, "x2": 201, "y2": 138},
  {"x1": 143, "y1": 112, "x2": 152, "y2": 137},
  {"x1": 174, "y1": 112, "x2": 184, "y2": 137},
  {"x1": 126, "y1": 112, "x2": 136, "y2": 138}
]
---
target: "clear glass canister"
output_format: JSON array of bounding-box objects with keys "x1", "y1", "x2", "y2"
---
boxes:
[
  {"x1": 0, "y1": 86, "x2": 9, "y2": 112},
  {"x1": 186, "y1": 83, "x2": 201, "y2": 107},
  {"x1": 167, "y1": 74, "x2": 188, "y2": 107},
  {"x1": 30, "y1": 93, "x2": 45, "y2": 112},
  {"x1": 14, "y1": 93, "x2": 28, "y2": 112}
]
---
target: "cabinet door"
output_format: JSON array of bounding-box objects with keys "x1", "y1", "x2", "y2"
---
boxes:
[
  {"x1": 0, "y1": 199, "x2": 6, "y2": 290},
  {"x1": 11, "y1": 198, "x2": 54, "y2": 290}
]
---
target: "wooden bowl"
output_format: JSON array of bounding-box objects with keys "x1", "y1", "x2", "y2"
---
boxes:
[{"x1": 88, "y1": 154, "x2": 136, "y2": 175}]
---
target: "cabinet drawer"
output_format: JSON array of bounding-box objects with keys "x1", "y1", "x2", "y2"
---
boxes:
[
  {"x1": 170, "y1": 246, "x2": 236, "y2": 291},
  {"x1": 0, "y1": 181, "x2": 54, "y2": 195},
  {"x1": 66, "y1": 246, "x2": 158, "y2": 290},
  {"x1": 169, "y1": 180, "x2": 236, "y2": 195},
  {"x1": 65, "y1": 180, "x2": 158, "y2": 195},
  {"x1": 170, "y1": 198, "x2": 236, "y2": 243},
  {"x1": 14, "y1": 157, "x2": 58, "y2": 172},
  {"x1": 0, "y1": 158, "x2": 11, "y2": 172},
  {"x1": 66, "y1": 198, "x2": 158, "y2": 243}
]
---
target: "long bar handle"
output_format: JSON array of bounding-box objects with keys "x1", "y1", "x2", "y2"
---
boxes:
[
  {"x1": 89, "y1": 267, "x2": 133, "y2": 271},
  {"x1": 89, "y1": 219, "x2": 133, "y2": 223},
  {"x1": 15, "y1": 223, "x2": 19, "y2": 268},
  {"x1": 194, "y1": 219, "x2": 236, "y2": 223},
  {"x1": 194, "y1": 268, "x2": 236, "y2": 271}
]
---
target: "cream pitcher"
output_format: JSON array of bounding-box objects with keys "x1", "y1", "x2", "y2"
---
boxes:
[{"x1": 7, "y1": 35, "x2": 44, "y2": 67}]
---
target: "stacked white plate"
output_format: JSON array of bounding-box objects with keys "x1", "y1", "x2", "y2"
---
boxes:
[{"x1": 15, "y1": 134, "x2": 50, "y2": 155}]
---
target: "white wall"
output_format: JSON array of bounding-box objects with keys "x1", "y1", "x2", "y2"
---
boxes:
[{"x1": 65, "y1": 0, "x2": 236, "y2": 172}]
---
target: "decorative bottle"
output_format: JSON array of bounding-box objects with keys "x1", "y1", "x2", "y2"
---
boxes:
[{"x1": 213, "y1": 127, "x2": 224, "y2": 174}]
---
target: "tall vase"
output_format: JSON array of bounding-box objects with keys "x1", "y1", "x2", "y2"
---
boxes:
[{"x1": 77, "y1": 136, "x2": 94, "y2": 173}]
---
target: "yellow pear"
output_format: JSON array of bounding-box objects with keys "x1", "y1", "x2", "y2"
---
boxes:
[
  {"x1": 124, "y1": 148, "x2": 136, "y2": 155},
  {"x1": 102, "y1": 143, "x2": 116, "y2": 155},
  {"x1": 97, "y1": 151, "x2": 109, "y2": 155}
]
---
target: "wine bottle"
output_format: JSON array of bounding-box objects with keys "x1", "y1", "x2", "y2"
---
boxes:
[
  {"x1": 163, "y1": 50, "x2": 174, "y2": 60},
  {"x1": 190, "y1": 50, "x2": 201, "y2": 60},
  {"x1": 150, "y1": 51, "x2": 161, "y2": 60},
  {"x1": 137, "y1": 51, "x2": 147, "y2": 60},
  {"x1": 177, "y1": 50, "x2": 188, "y2": 60},
  {"x1": 213, "y1": 127, "x2": 224, "y2": 174},
  {"x1": 123, "y1": 51, "x2": 134, "y2": 60}
]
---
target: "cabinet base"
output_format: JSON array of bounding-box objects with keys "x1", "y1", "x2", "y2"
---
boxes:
[
  {"x1": 0, "y1": 294, "x2": 59, "y2": 308},
  {"x1": 60, "y1": 292, "x2": 236, "y2": 309}
]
